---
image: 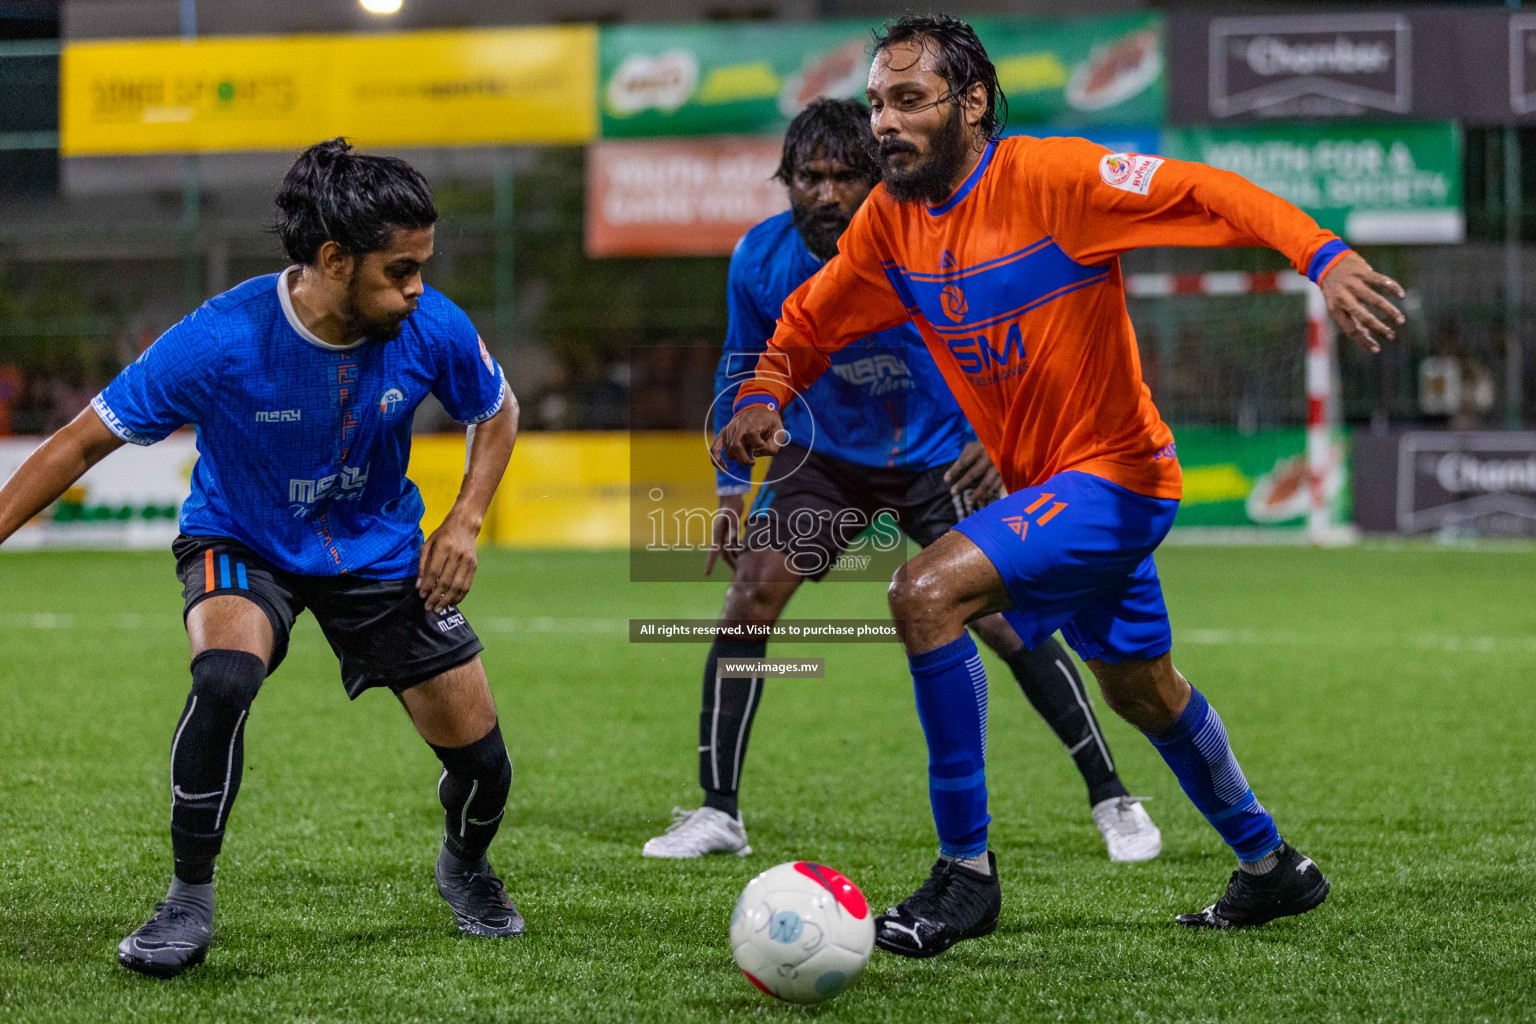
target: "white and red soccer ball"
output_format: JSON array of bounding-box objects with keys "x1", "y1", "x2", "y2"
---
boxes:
[{"x1": 730, "y1": 861, "x2": 874, "y2": 1004}]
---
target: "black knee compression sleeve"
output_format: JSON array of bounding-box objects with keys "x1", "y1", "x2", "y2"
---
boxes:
[
  {"x1": 698, "y1": 637, "x2": 768, "y2": 817},
  {"x1": 171, "y1": 649, "x2": 266, "y2": 883},
  {"x1": 432, "y1": 722, "x2": 512, "y2": 862}
]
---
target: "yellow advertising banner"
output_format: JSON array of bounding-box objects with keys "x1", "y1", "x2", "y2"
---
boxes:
[
  {"x1": 409, "y1": 431, "x2": 747, "y2": 552},
  {"x1": 61, "y1": 26, "x2": 597, "y2": 156}
]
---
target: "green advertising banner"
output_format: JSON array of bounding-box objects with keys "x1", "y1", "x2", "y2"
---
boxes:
[
  {"x1": 599, "y1": 14, "x2": 1164, "y2": 138},
  {"x1": 1161, "y1": 123, "x2": 1464, "y2": 245},
  {"x1": 1172, "y1": 427, "x2": 1350, "y2": 529},
  {"x1": 973, "y1": 14, "x2": 1163, "y2": 130}
]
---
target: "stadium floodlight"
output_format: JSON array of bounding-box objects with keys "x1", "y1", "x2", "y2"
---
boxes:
[{"x1": 359, "y1": 0, "x2": 402, "y2": 13}]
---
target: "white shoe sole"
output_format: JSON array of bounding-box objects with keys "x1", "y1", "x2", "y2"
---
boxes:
[{"x1": 641, "y1": 843, "x2": 752, "y2": 859}]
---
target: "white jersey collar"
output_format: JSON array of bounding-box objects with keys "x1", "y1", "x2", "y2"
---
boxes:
[{"x1": 277, "y1": 266, "x2": 367, "y2": 351}]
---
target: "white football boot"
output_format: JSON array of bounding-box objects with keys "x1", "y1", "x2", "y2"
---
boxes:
[
  {"x1": 642, "y1": 806, "x2": 751, "y2": 858},
  {"x1": 1092, "y1": 795, "x2": 1162, "y2": 863}
]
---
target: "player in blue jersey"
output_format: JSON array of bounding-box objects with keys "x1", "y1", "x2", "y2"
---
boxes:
[
  {"x1": 642, "y1": 100, "x2": 1160, "y2": 862},
  {"x1": 0, "y1": 140, "x2": 525, "y2": 976}
]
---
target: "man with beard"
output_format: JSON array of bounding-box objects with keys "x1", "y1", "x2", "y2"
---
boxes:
[
  {"x1": 715, "y1": 16, "x2": 1407, "y2": 955},
  {"x1": 643, "y1": 99, "x2": 1160, "y2": 865},
  {"x1": 0, "y1": 139, "x2": 525, "y2": 976}
]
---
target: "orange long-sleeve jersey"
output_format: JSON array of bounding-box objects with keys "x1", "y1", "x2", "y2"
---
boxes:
[{"x1": 734, "y1": 136, "x2": 1352, "y2": 501}]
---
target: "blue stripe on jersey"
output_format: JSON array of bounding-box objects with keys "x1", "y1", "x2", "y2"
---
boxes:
[
  {"x1": 885, "y1": 238, "x2": 1109, "y2": 337},
  {"x1": 236, "y1": 562, "x2": 248, "y2": 590},
  {"x1": 219, "y1": 554, "x2": 232, "y2": 589}
]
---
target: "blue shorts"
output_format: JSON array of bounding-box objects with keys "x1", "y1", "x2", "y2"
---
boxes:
[{"x1": 953, "y1": 471, "x2": 1179, "y2": 664}]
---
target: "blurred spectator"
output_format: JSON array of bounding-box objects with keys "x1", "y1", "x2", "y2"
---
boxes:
[{"x1": 1420, "y1": 323, "x2": 1495, "y2": 429}]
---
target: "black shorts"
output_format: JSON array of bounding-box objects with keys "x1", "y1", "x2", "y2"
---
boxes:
[
  {"x1": 741, "y1": 443, "x2": 964, "y2": 582},
  {"x1": 172, "y1": 534, "x2": 484, "y2": 699}
]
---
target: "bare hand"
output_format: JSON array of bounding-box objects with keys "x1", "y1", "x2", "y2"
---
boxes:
[
  {"x1": 943, "y1": 441, "x2": 1004, "y2": 511},
  {"x1": 705, "y1": 493, "x2": 746, "y2": 576},
  {"x1": 417, "y1": 512, "x2": 480, "y2": 613},
  {"x1": 711, "y1": 404, "x2": 787, "y2": 470},
  {"x1": 1321, "y1": 252, "x2": 1406, "y2": 354}
]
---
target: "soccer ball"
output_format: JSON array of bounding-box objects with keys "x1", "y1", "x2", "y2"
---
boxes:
[{"x1": 729, "y1": 861, "x2": 875, "y2": 1004}]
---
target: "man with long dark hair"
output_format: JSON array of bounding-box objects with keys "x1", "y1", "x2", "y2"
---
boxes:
[
  {"x1": 644, "y1": 99, "x2": 1159, "y2": 864},
  {"x1": 716, "y1": 15, "x2": 1407, "y2": 956},
  {"x1": 0, "y1": 139, "x2": 525, "y2": 976}
]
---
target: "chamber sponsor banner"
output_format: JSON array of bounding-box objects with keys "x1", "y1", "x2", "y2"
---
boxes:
[
  {"x1": 60, "y1": 26, "x2": 597, "y2": 155},
  {"x1": 599, "y1": 14, "x2": 1163, "y2": 139},
  {"x1": 1161, "y1": 123, "x2": 1463, "y2": 245},
  {"x1": 1452, "y1": 10, "x2": 1536, "y2": 125},
  {"x1": 1168, "y1": 9, "x2": 1461, "y2": 123},
  {"x1": 1355, "y1": 431, "x2": 1536, "y2": 537},
  {"x1": 0, "y1": 434, "x2": 196, "y2": 550},
  {"x1": 1170, "y1": 426, "x2": 1348, "y2": 529},
  {"x1": 585, "y1": 136, "x2": 788, "y2": 257}
]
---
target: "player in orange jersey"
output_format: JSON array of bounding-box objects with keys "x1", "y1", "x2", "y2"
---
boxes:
[{"x1": 713, "y1": 15, "x2": 1406, "y2": 957}]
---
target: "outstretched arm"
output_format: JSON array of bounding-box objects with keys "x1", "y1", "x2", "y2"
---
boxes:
[
  {"x1": 416, "y1": 395, "x2": 518, "y2": 613},
  {"x1": 0, "y1": 408, "x2": 124, "y2": 546},
  {"x1": 1033, "y1": 138, "x2": 1406, "y2": 351},
  {"x1": 713, "y1": 202, "x2": 912, "y2": 468}
]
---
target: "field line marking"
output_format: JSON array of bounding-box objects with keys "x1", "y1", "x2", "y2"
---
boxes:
[{"x1": 3, "y1": 614, "x2": 1533, "y2": 653}]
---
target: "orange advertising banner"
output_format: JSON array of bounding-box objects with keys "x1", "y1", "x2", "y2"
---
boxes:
[{"x1": 585, "y1": 136, "x2": 788, "y2": 257}]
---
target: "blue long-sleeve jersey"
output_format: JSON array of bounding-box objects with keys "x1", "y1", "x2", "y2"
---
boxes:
[{"x1": 713, "y1": 211, "x2": 973, "y2": 494}]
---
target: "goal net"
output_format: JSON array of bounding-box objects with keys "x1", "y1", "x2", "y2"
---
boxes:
[{"x1": 1123, "y1": 272, "x2": 1343, "y2": 543}]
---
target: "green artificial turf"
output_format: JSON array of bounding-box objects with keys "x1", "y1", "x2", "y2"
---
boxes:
[{"x1": 1, "y1": 545, "x2": 1532, "y2": 1022}]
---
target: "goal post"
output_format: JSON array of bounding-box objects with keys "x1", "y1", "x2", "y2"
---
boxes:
[{"x1": 1123, "y1": 271, "x2": 1342, "y2": 544}]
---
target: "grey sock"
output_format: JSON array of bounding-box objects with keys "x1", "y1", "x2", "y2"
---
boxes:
[
  {"x1": 165, "y1": 876, "x2": 215, "y2": 921},
  {"x1": 1239, "y1": 849, "x2": 1281, "y2": 875},
  {"x1": 941, "y1": 851, "x2": 992, "y2": 877}
]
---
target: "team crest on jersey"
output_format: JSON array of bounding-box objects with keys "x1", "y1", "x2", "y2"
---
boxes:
[
  {"x1": 940, "y1": 282, "x2": 968, "y2": 322},
  {"x1": 478, "y1": 336, "x2": 495, "y2": 374},
  {"x1": 378, "y1": 388, "x2": 405, "y2": 416},
  {"x1": 1099, "y1": 152, "x2": 1163, "y2": 196}
]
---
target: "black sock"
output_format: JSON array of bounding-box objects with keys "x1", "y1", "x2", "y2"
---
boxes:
[
  {"x1": 698, "y1": 637, "x2": 768, "y2": 818},
  {"x1": 1003, "y1": 637, "x2": 1127, "y2": 807},
  {"x1": 431, "y1": 722, "x2": 512, "y2": 862},
  {"x1": 170, "y1": 649, "x2": 266, "y2": 884}
]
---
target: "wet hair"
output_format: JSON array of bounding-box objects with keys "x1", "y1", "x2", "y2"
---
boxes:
[
  {"x1": 274, "y1": 138, "x2": 438, "y2": 265},
  {"x1": 872, "y1": 14, "x2": 1008, "y2": 142},
  {"x1": 773, "y1": 98, "x2": 881, "y2": 186}
]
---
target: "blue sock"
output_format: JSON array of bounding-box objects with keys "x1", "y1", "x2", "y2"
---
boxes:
[
  {"x1": 1148, "y1": 687, "x2": 1282, "y2": 863},
  {"x1": 909, "y1": 634, "x2": 990, "y2": 859}
]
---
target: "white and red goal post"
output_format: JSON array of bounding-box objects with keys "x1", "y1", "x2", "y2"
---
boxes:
[{"x1": 1124, "y1": 271, "x2": 1342, "y2": 544}]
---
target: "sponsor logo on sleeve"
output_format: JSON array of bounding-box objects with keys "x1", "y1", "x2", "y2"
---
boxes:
[
  {"x1": 478, "y1": 336, "x2": 496, "y2": 375},
  {"x1": 1099, "y1": 152, "x2": 1164, "y2": 195}
]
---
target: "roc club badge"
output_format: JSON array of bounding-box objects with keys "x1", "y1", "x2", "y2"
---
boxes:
[{"x1": 1099, "y1": 153, "x2": 1163, "y2": 196}]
